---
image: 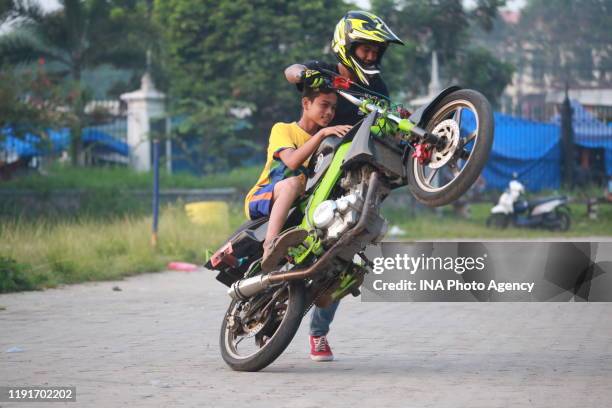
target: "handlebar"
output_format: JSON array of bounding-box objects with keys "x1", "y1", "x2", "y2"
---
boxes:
[
  {"x1": 315, "y1": 67, "x2": 416, "y2": 134},
  {"x1": 336, "y1": 90, "x2": 402, "y2": 124},
  {"x1": 336, "y1": 89, "x2": 414, "y2": 133}
]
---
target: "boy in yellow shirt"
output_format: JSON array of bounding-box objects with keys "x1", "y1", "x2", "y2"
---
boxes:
[{"x1": 245, "y1": 79, "x2": 352, "y2": 271}]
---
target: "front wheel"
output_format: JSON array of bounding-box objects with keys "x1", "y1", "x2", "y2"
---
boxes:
[
  {"x1": 219, "y1": 281, "x2": 305, "y2": 372},
  {"x1": 407, "y1": 89, "x2": 494, "y2": 207}
]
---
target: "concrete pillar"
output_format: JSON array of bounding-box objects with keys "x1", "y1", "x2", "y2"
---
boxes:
[{"x1": 120, "y1": 73, "x2": 166, "y2": 172}]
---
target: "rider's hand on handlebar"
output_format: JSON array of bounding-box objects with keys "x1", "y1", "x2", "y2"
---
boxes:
[
  {"x1": 301, "y1": 69, "x2": 329, "y2": 90},
  {"x1": 315, "y1": 125, "x2": 353, "y2": 139}
]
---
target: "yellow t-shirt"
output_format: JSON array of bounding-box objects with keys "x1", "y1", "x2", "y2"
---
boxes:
[{"x1": 244, "y1": 122, "x2": 312, "y2": 218}]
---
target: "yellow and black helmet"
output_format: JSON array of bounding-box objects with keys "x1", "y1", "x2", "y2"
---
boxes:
[{"x1": 331, "y1": 11, "x2": 404, "y2": 85}]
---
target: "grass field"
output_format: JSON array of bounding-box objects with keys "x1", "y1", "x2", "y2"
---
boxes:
[
  {"x1": 2, "y1": 164, "x2": 610, "y2": 293},
  {"x1": 1, "y1": 163, "x2": 261, "y2": 192},
  {"x1": 0, "y1": 164, "x2": 261, "y2": 219},
  {"x1": 0, "y1": 203, "x2": 244, "y2": 293},
  {"x1": 382, "y1": 202, "x2": 612, "y2": 239},
  {"x1": 3, "y1": 198, "x2": 610, "y2": 293}
]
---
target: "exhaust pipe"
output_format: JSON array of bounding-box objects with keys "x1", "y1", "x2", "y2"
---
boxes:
[
  {"x1": 228, "y1": 274, "x2": 272, "y2": 300},
  {"x1": 268, "y1": 171, "x2": 379, "y2": 284}
]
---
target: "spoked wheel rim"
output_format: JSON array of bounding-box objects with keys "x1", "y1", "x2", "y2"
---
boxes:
[
  {"x1": 223, "y1": 283, "x2": 289, "y2": 360},
  {"x1": 413, "y1": 99, "x2": 480, "y2": 193}
]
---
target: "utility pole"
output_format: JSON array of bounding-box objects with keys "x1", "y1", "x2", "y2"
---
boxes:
[{"x1": 560, "y1": 83, "x2": 574, "y2": 189}]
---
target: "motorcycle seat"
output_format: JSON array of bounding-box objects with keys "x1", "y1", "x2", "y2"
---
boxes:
[
  {"x1": 227, "y1": 216, "x2": 269, "y2": 243},
  {"x1": 223, "y1": 206, "x2": 303, "y2": 248}
]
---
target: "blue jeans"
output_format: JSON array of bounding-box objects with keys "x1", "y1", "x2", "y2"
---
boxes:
[{"x1": 309, "y1": 301, "x2": 340, "y2": 336}]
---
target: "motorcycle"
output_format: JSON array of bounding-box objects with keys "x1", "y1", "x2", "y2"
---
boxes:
[
  {"x1": 206, "y1": 74, "x2": 494, "y2": 372},
  {"x1": 486, "y1": 179, "x2": 571, "y2": 231}
]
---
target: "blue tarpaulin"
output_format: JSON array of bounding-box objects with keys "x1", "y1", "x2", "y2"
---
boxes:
[
  {"x1": 81, "y1": 128, "x2": 129, "y2": 156},
  {"x1": 482, "y1": 113, "x2": 561, "y2": 191},
  {"x1": 1, "y1": 126, "x2": 127, "y2": 158},
  {"x1": 460, "y1": 100, "x2": 612, "y2": 191},
  {"x1": 460, "y1": 110, "x2": 561, "y2": 191}
]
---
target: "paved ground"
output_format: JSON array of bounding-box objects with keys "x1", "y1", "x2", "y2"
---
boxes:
[{"x1": 1, "y1": 269, "x2": 611, "y2": 407}]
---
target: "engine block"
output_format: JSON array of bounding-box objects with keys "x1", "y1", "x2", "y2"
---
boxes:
[{"x1": 312, "y1": 191, "x2": 364, "y2": 241}]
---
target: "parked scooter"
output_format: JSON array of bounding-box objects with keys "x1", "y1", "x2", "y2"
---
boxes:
[{"x1": 486, "y1": 179, "x2": 571, "y2": 231}]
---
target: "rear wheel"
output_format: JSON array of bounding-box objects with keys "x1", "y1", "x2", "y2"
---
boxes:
[
  {"x1": 407, "y1": 89, "x2": 494, "y2": 207},
  {"x1": 556, "y1": 208, "x2": 571, "y2": 232},
  {"x1": 219, "y1": 281, "x2": 305, "y2": 372}
]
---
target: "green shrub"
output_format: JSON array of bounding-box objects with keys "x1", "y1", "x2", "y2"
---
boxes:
[{"x1": 0, "y1": 256, "x2": 36, "y2": 293}]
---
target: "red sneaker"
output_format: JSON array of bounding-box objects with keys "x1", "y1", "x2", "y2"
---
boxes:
[{"x1": 309, "y1": 335, "x2": 334, "y2": 362}]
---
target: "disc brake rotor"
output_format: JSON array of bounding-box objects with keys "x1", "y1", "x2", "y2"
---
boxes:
[
  {"x1": 242, "y1": 321, "x2": 266, "y2": 338},
  {"x1": 428, "y1": 119, "x2": 460, "y2": 169},
  {"x1": 228, "y1": 304, "x2": 268, "y2": 340}
]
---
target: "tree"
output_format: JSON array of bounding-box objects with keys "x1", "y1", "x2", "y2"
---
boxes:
[
  {"x1": 171, "y1": 97, "x2": 257, "y2": 173},
  {"x1": 154, "y1": 0, "x2": 347, "y2": 171},
  {"x1": 0, "y1": 62, "x2": 75, "y2": 141},
  {"x1": 517, "y1": 0, "x2": 612, "y2": 87},
  {"x1": 371, "y1": 0, "x2": 512, "y2": 107},
  {"x1": 0, "y1": 0, "x2": 156, "y2": 165},
  {"x1": 451, "y1": 47, "x2": 514, "y2": 107},
  {"x1": 0, "y1": 0, "x2": 12, "y2": 18}
]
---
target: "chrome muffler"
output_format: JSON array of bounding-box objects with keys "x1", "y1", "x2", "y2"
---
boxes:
[{"x1": 228, "y1": 274, "x2": 272, "y2": 300}]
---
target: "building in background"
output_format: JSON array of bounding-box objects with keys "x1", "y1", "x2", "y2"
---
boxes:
[{"x1": 479, "y1": 10, "x2": 612, "y2": 123}]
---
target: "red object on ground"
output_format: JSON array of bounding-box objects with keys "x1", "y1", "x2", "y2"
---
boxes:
[{"x1": 167, "y1": 262, "x2": 199, "y2": 272}]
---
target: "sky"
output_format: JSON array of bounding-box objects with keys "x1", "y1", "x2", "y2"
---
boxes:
[
  {"x1": 38, "y1": 0, "x2": 528, "y2": 12},
  {"x1": 34, "y1": 0, "x2": 60, "y2": 11},
  {"x1": 464, "y1": 0, "x2": 526, "y2": 10}
]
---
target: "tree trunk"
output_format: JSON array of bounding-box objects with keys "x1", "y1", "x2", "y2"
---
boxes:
[
  {"x1": 70, "y1": 123, "x2": 84, "y2": 166},
  {"x1": 69, "y1": 64, "x2": 85, "y2": 166},
  {"x1": 560, "y1": 92, "x2": 574, "y2": 189}
]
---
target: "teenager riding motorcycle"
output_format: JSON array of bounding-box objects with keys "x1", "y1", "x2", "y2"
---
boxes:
[{"x1": 208, "y1": 10, "x2": 494, "y2": 373}]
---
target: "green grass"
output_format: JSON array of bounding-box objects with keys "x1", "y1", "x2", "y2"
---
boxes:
[
  {"x1": 0, "y1": 203, "x2": 246, "y2": 293},
  {"x1": 1, "y1": 195, "x2": 610, "y2": 293},
  {"x1": 2, "y1": 162, "x2": 610, "y2": 293},
  {"x1": 0, "y1": 164, "x2": 262, "y2": 219},
  {"x1": 0, "y1": 163, "x2": 261, "y2": 192},
  {"x1": 382, "y1": 202, "x2": 612, "y2": 239}
]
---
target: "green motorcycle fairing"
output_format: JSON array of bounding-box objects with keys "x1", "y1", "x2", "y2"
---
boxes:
[{"x1": 299, "y1": 141, "x2": 351, "y2": 231}]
